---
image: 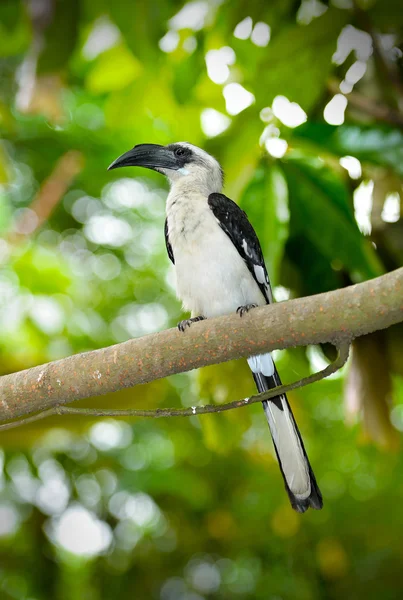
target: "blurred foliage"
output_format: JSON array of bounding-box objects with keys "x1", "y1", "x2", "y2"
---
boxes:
[{"x1": 0, "y1": 0, "x2": 403, "y2": 599}]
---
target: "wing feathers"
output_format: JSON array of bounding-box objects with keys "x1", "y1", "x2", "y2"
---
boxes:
[{"x1": 208, "y1": 193, "x2": 273, "y2": 304}]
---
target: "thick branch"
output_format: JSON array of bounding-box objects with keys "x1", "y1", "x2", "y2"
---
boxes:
[
  {"x1": 0, "y1": 268, "x2": 402, "y2": 422},
  {"x1": 0, "y1": 344, "x2": 350, "y2": 431}
]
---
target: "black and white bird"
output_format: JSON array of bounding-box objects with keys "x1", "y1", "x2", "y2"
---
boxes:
[{"x1": 109, "y1": 142, "x2": 323, "y2": 512}]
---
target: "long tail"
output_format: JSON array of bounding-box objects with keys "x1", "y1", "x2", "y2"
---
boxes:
[{"x1": 248, "y1": 354, "x2": 323, "y2": 513}]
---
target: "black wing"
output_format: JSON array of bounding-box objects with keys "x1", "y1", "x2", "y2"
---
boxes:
[
  {"x1": 208, "y1": 192, "x2": 273, "y2": 304},
  {"x1": 164, "y1": 218, "x2": 175, "y2": 265}
]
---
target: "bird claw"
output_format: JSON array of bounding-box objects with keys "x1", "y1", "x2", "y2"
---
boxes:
[
  {"x1": 178, "y1": 316, "x2": 206, "y2": 332},
  {"x1": 236, "y1": 304, "x2": 258, "y2": 317}
]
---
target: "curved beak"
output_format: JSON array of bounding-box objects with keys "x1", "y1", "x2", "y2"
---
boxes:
[{"x1": 108, "y1": 144, "x2": 178, "y2": 171}]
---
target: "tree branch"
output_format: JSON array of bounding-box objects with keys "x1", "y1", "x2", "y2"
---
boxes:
[
  {"x1": 0, "y1": 344, "x2": 350, "y2": 431},
  {"x1": 0, "y1": 268, "x2": 402, "y2": 424},
  {"x1": 8, "y1": 150, "x2": 84, "y2": 243}
]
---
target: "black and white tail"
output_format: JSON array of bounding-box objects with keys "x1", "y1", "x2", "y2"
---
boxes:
[{"x1": 248, "y1": 353, "x2": 323, "y2": 513}]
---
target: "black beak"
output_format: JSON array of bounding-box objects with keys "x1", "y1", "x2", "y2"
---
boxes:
[{"x1": 108, "y1": 144, "x2": 178, "y2": 172}]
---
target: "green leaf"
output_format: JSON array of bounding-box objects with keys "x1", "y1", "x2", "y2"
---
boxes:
[
  {"x1": 255, "y1": 8, "x2": 348, "y2": 111},
  {"x1": 172, "y1": 42, "x2": 205, "y2": 105},
  {"x1": 37, "y1": 0, "x2": 80, "y2": 73},
  {"x1": 105, "y1": 0, "x2": 174, "y2": 63},
  {"x1": 12, "y1": 246, "x2": 72, "y2": 294},
  {"x1": 213, "y1": 112, "x2": 262, "y2": 200},
  {"x1": 0, "y1": 0, "x2": 30, "y2": 57},
  {"x1": 282, "y1": 154, "x2": 383, "y2": 282},
  {"x1": 293, "y1": 122, "x2": 403, "y2": 177},
  {"x1": 0, "y1": 189, "x2": 12, "y2": 233},
  {"x1": 368, "y1": 0, "x2": 403, "y2": 30},
  {"x1": 86, "y1": 45, "x2": 142, "y2": 94}
]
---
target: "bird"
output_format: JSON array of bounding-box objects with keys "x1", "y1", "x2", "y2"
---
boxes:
[{"x1": 108, "y1": 142, "x2": 323, "y2": 513}]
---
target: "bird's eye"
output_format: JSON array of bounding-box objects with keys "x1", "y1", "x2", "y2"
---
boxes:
[{"x1": 175, "y1": 147, "x2": 186, "y2": 157}]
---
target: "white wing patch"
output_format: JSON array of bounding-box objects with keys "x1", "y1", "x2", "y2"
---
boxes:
[
  {"x1": 242, "y1": 238, "x2": 253, "y2": 259},
  {"x1": 253, "y1": 264, "x2": 266, "y2": 284},
  {"x1": 247, "y1": 353, "x2": 274, "y2": 377}
]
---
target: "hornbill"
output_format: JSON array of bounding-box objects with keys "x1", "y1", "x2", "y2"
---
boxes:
[{"x1": 109, "y1": 142, "x2": 323, "y2": 512}]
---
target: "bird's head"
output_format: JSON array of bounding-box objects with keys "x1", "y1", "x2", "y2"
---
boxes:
[{"x1": 108, "y1": 142, "x2": 223, "y2": 193}]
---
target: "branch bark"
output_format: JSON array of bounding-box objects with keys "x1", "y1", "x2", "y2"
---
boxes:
[
  {"x1": 0, "y1": 344, "x2": 350, "y2": 431},
  {"x1": 0, "y1": 268, "x2": 402, "y2": 423}
]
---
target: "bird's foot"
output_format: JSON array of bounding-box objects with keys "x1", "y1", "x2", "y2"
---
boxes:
[
  {"x1": 236, "y1": 303, "x2": 258, "y2": 317},
  {"x1": 178, "y1": 316, "x2": 206, "y2": 332}
]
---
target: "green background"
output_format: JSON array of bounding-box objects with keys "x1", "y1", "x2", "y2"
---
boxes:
[{"x1": 0, "y1": 0, "x2": 403, "y2": 598}]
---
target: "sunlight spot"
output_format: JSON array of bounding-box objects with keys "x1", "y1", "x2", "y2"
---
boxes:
[
  {"x1": 91, "y1": 253, "x2": 121, "y2": 280},
  {"x1": 340, "y1": 60, "x2": 367, "y2": 93},
  {"x1": 345, "y1": 60, "x2": 367, "y2": 85},
  {"x1": 251, "y1": 22, "x2": 271, "y2": 47},
  {"x1": 51, "y1": 505, "x2": 112, "y2": 557},
  {"x1": 379, "y1": 33, "x2": 398, "y2": 53},
  {"x1": 36, "y1": 477, "x2": 70, "y2": 515},
  {"x1": 115, "y1": 302, "x2": 168, "y2": 337},
  {"x1": 85, "y1": 214, "x2": 132, "y2": 247},
  {"x1": 201, "y1": 108, "x2": 231, "y2": 137},
  {"x1": 272, "y1": 95, "x2": 307, "y2": 128},
  {"x1": 29, "y1": 296, "x2": 64, "y2": 335},
  {"x1": 354, "y1": 180, "x2": 373, "y2": 234},
  {"x1": 104, "y1": 178, "x2": 150, "y2": 209},
  {"x1": 82, "y1": 17, "x2": 121, "y2": 60},
  {"x1": 169, "y1": 1, "x2": 209, "y2": 31},
  {"x1": 273, "y1": 286, "x2": 291, "y2": 302},
  {"x1": 339, "y1": 80, "x2": 353, "y2": 94},
  {"x1": 233, "y1": 17, "x2": 253, "y2": 40},
  {"x1": 205, "y1": 47, "x2": 236, "y2": 84},
  {"x1": 324, "y1": 94, "x2": 348, "y2": 125},
  {"x1": 125, "y1": 492, "x2": 160, "y2": 527},
  {"x1": 382, "y1": 192, "x2": 400, "y2": 223},
  {"x1": 109, "y1": 491, "x2": 160, "y2": 528},
  {"x1": 0, "y1": 504, "x2": 20, "y2": 537},
  {"x1": 161, "y1": 578, "x2": 188, "y2": 600},
  {"x1": 75, "y1": 475, "x2": 102, "y2": 508},
  {"x1": 13, "y1": 207, "x2": 38, "y2": 234},
  {"x1": 223, "y1": 83, "x2": 254, "y2": 115},
  {"x1": 297, "y1": 0, "x2": 327, "y2": 25},
  {"x1": 89, "y1": 420, "x2": 133, "y2": 452},
  {"x1": 159, "y1": 31, "x2": 180, "y2": 53},
  {"x1": 307, "y1": 346, "x2": 331, "y2": 374},
  {"x1": 333, "y1": 25, "x2": 372, "y2": 65},
  {"x1": 71, "y1": 195, "x2": 103, "y2": 224},
  {"x1": 186, "y1": 560, "x2": 221, "y2": 593},
  {"x1": 391, "y1": 405, "x2": 403, "y2": 432},
  {"x1": 340, "y1": 156, "x2": 362, "y2": 179},
  {"x1": 265, "y1": 138, "x2": 288, "y2": 158},
  {"x1": 259, "y1": 107, "x2": 274, "y2": 122},
  {"x1": 259, "y1": 124, "x2": 280, "y2": 145}
]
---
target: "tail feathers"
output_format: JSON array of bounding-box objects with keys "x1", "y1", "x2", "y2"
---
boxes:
[{"x1": 252, "y1": 363, "x2": 323, "y2": 513}]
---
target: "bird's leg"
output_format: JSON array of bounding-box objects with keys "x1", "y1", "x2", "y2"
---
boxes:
[
  {"x1": 236, "y1": 303, "x2": 258, "y2": 317},
  {"x1": 178, "y1": 315, "x2": 206, "y2": 332}
]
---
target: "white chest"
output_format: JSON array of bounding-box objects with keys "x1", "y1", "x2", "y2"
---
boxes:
[{"x1": 166, "y1": 193, "x2": 265, "y2": 318}]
